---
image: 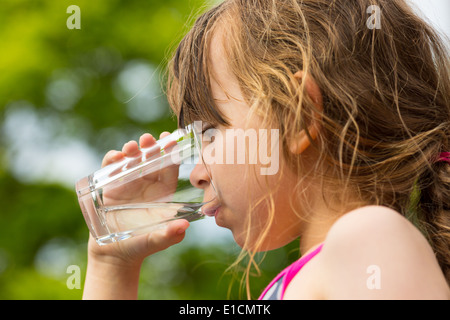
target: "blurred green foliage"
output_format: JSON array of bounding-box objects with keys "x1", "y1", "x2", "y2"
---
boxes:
[{"x1": 0, "y1": 0, "x2": 299, "y2": 299}]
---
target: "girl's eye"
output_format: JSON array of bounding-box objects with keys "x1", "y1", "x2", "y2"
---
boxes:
[
  {"x1": 201, "y1": 127, "x2": 212, "y2": 134},
  {"x1": 201, "y1": 126, "x2": 216, "y2": 143}
]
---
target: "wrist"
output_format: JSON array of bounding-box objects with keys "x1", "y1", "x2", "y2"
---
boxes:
[
  {"x1": 83, "y1": 254, "x2": 143, "y2": 300},
  {"x1": 87, "y1": 249, "x2": 144, "y2": 270}
]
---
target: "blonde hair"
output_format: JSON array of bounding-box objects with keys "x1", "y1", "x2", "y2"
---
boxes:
[{"x1": 167, "y1": 0, "x2": 450, "y2": 297}]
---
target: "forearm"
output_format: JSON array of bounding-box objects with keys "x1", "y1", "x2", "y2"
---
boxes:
[
  {"x1": 82, "y1": 220, "x2": 189, "y2": 299},
  {"x1": 83, "y1": 257, "x2": 142, "y2": 300}
]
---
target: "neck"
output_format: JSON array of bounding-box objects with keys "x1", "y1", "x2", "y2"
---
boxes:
[
  {"x1": 299, "y1": 214, "x2": 335, "y2": 255},
  {"x1": 298, "y1": 191, "x2": 362, "y2": 256}
]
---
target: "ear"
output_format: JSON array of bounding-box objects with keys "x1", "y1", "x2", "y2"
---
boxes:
[{"x1": 289, "y1": 71, "x2": 323, "y2": 155}]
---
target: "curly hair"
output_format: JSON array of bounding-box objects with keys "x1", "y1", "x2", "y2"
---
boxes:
[{"x1": 166, "y1": 0, "x2": 450, "y2": 295}]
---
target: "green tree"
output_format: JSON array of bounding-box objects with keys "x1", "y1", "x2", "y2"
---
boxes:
[{"x1": 0, "y1": 0, "x2": 297, "y2": 300}]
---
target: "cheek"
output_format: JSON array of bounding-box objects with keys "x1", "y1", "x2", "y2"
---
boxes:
[
  {"x1": 228, "y1": 168, "x2": 302, "y2": 250},
  {"x1": 213, "y1": 164, "x2": 249, "y2": 207},
  {"x1": 208, "y1": 143, "x2": 300, "y2": 249},
  {"x1": 215, "y1": 164, "x2": 271, "y2": 223}
]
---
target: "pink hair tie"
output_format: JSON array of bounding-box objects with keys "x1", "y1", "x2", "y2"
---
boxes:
[{"x1": 437, "y1": 152, "x2": 450, "y2": 164}]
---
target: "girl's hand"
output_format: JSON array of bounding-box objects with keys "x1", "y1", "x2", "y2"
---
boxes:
[
  {"x1": 83, "y1": 132, "x2": 190, "y2": 299},
  {"x1": 101, "y1": 132, "x2": 179, "y2": 206},
  {"x1": 87, "y1": 132, "x2": 190, "y2": 268}
]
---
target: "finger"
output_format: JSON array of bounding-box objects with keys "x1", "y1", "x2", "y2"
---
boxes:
[
  {"x1": 140, "y1": 133, "x2": 160, "y2": 160},
  {"x1": 139, "y1": 133, "x2": 156, "y2": 149},
  {"x1": 121, "y1": 140, "x2": 145, "y2": 170},
  {"x1": 140, "y1": 131, "x2": 174, "y2": 175},
  {"x1": 156, "y1": 131, "x2": 173, "y2": 158},
  {"x1": 165, "y1": 219, "x2": 190, "y2": 238},
  {"x1": 144, "y1": 220, "x2": 190, "y2": 254},
  {"x1": 160, "y1": 131, "x2": 171, "y2": 139},
  {"x1": 163, "y1": 140, "x2": 177, "y2": 151},
  {"x1": 122, "y1": 140, "x2": 141, "y2": 157},
  {"x1": 159, "y1": 133, "x2": 180, "y2": 189},
  {"x1": 102, "y1": 150, "x2": 124, "y2": 168}
]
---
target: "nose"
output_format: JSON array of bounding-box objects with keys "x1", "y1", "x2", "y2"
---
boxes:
[{"x1": 189, "y1": 158, "x2": 212, "y2": 190}]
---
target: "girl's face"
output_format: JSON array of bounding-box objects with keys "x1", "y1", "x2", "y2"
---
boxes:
[{"x1": 189, "y1": 30, "x2": 304, "y2": 251}]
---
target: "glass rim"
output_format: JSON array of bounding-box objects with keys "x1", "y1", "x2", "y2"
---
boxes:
[{"x1": 75, "y1": 123, "x2": 212, "y2": 198}]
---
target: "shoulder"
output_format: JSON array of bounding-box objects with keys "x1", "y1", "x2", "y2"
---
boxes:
[
  {"x1": 319, "y1": 205, "x2": 449, "y2": 299},
  {"x1": 326, "y1": 205, "x2": 414, "y2": 243}
]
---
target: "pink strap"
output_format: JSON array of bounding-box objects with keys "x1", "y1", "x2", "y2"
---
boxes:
[
  {"x1": 280, "y1": 244, "x2": 324, "y2": 299},
  {"x1": 258, "y1": 267, "x2": 288, "y2": 300},
  {"x1": 258, "y1": 243, "x2": 324, "y2": 300}
]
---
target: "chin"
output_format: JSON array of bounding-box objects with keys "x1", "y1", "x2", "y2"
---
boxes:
[{"x1": 230, "y1": 230, "x2": 281, "y2": 252}]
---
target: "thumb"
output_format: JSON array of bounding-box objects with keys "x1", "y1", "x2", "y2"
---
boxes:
[{"x1": 144, "y1": 219, "x2": 190, "y2": 254}]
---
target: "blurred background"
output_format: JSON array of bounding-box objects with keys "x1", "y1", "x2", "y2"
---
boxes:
[{"x1": 0, "y1": 0, "x2": 448, "y2": 300}]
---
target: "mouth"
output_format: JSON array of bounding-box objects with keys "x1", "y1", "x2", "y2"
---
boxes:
[{"x1": 202, "y1": 203, "x2": 221, "y2": 217}]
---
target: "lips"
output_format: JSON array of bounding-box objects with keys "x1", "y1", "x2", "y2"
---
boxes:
[{"x1": 203, "y1": 204, "x2": 221, "y2": 217}]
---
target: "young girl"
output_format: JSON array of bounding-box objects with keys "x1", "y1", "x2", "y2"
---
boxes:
[{"x1": 83, "y1": 0, "x2": 450, "y2": 299}]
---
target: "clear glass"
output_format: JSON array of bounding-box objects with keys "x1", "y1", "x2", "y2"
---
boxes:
[{"x1": 75, "y1": 122, "x2": 217, "y2": 245}]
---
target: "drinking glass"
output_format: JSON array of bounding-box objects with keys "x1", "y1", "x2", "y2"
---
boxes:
[{"x1": 75, "y1": 122, "x2": 217, "y2": 245}]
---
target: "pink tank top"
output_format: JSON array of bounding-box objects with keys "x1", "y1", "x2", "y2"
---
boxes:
[{"x1": 258, "y1": 243, "x2": 324, "y2": 300}]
